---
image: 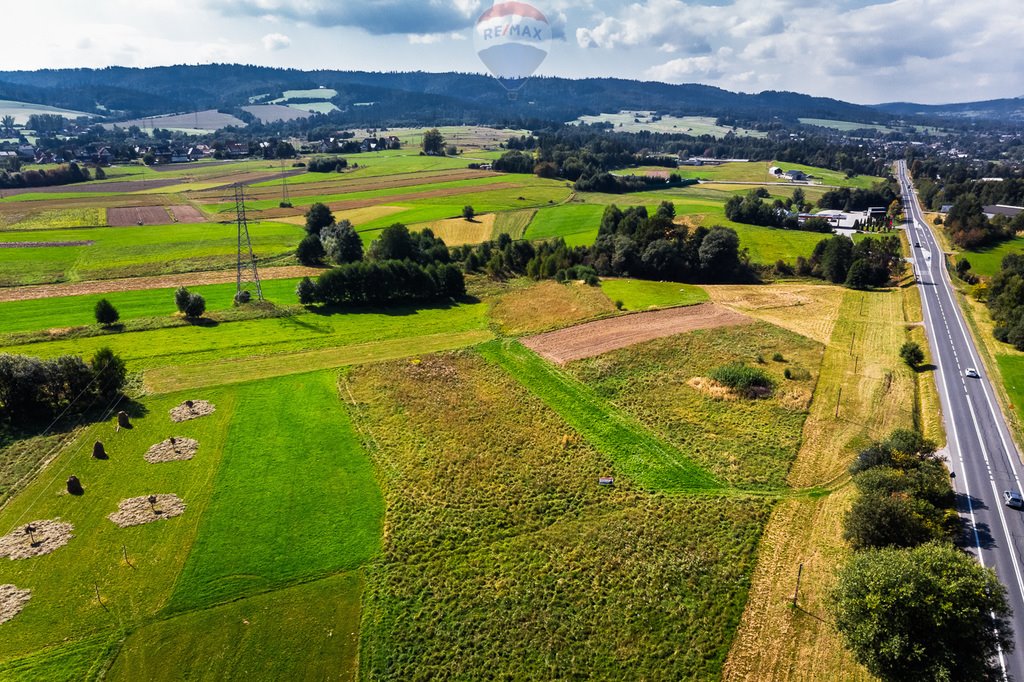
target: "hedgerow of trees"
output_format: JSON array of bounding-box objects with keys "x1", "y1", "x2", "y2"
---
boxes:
[
  {"x1": 986, "y1": 253, "x2": 1024, "y2": 349},
  {"x1": 829, "y1": 429, "x2": 1009, "y2": 681},
  {"x1": 0, "y1": 348, "x2": 128, "y2": 428},
  {"x1": 0, "y1": 162, "x2": 92, "y2": 190},
  {"x1": 796, "y1": 235, "x2": 903, "y2": 289}
]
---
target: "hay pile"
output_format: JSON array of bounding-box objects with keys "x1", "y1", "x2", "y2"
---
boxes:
[
  {"x1": 0, "y1": 585, "x2": 31, "y2": 625},
  {"x1": 144, "y1": 437, "x2": 198, "y2": 464},
  {"x1": 0, "y1": 519, "x2": 74, "y2": 560},
  {"x1": 108, "y1": 494, "x2": 186, "y2": 528},
  {"x1": 170, "y1": 400, "x2": 216, "y2": 423}
]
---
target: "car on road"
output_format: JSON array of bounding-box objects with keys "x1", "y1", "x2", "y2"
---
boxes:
[
  {"x1": 1004, "y1": 490, "x2": 1024, "y2": 509},
  {"x1": 914, "y1": 242, "x2": 921, "y2": 247},
  {"x1": 965, "y1": 368, "x2": 980, "y2": 378}
]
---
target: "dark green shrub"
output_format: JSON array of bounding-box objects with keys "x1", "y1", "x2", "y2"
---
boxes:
[
  {"x1": 94, "y1": 299, "x2": 119, "y2": 326},
  {"x1": 183, "y1": 293, "x2": 206, "y2": 319},
  {"x1": 709, "y1": 363, "x2": 775, "y2": 397}
]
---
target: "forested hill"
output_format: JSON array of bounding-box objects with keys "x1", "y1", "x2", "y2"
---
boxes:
[
  {"x1": 875, "y1": 97, "x2": 1024, "y2": 122},
  {"x1": 0, "y1": 65, "x2": 894, "y2": 127}
]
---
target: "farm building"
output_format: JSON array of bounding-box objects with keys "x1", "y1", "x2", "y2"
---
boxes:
[{"x1": 984, "y1": 205, "x2": 1024, "y2": 219}]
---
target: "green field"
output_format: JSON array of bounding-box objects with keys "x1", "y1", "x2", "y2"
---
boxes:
[
  {"x1": 0, "y1": 371, "x2": 381, "y2": 678},
  {"x1": 0, "y1": 300, "x2": 490, "y2": 372},
  {"x1": 670, "y1": 161, "x2": 884, "y2": 190},
  {"x1": 0, "y1": 222, "x2": 302, "y2": 286},
  {"x1": 599, "y1": 279, "x2": 709, "y2": 311},
  {"x1": 0, "y1": 279, "x2": 305, "y2": 337},
  {"x1": 0, "y1": 99, "x2": 92, "y2": 125},
  {"x1": 957, "y1": 237, "x2": 1024, "y2": 277}
]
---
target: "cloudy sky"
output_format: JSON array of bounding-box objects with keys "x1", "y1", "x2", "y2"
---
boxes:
[{"x1": 6, "y1": 0, "x2": 1022, "y2": 104}]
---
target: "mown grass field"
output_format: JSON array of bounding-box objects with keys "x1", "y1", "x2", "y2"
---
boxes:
[
  {"x1": 600, "y1": 279, "x2": 709, "y2": 311},
  {"x1": 0, "y1": 222, "x2": 302, "y2": 286},
  {"x1": 955, "y1": 236, "x2": 1024, "y2": 277},
  {"x1": 347, "y1": 351, "x2": 771, "y2": 679},
  {"x1": 0, "y1": 300, "x2": 490, "y2": 372},
  {"x1": 0, "y1": 372, "x2": 381, "y2": 680},
  {"x1": 0, "y1": 278, "x2": 305, "y2": 336}
]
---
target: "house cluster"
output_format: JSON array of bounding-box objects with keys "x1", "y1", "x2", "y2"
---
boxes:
[
  {"x1": 301, "y1": 133, "x2": 401, "y2": 155},
  {"x1": 769, "y1": 166, "x2": 810, "y2": 182}
]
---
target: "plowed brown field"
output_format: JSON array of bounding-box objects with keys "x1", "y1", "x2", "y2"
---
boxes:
[
  {"x1": 107, "y1": 206, "x2": 172, "y2": 226},
  {"x1": 522, "y1": 303, "x2": 753, "y2": 364}
]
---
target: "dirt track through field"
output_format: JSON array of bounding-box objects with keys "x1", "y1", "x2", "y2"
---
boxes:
[
  {"x1": 0, "y1": 265, "x2": 323, "y2": 302},
  {"x1": 522, "y1": 304, "x2": 754, "y2": 364}
]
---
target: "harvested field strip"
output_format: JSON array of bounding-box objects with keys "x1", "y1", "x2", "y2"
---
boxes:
[
  {"x1": 411, "y1": 214, "x2": 495, "y2": 246},
  {"x1": 106, "y1": 206, "x2": 172, "y2": 226},
  {"x1": 492, "y1": 209, "x2": 536, "y2": 239},
  {"x1": 522, "y1": 303, "x2": 753, "y2": 364},
  {"x1": 706, "y1": 284, "x2": 846, "y2": 345},
  {"x1": 0, "y1": 178, "x2": 183, "y2": 198},
  {"x1": 252, "y1": 182, "x2": 522, "y2": 220},
  {"x1": 478, "y1": 340, "x2": 722, "y2": 491},
  {"x1": 0, "y1": 208, "x2": 106, "y2": 231},
  {"x1": 223, "y1": 169, "x2": 497, "y2": 202},
  {"x1": 143, "y1": 329, "x2": 494, "y2": 394},
  {"x1": 0, "y1": 265, "x2": 320, "y2": 303},
  {"x1": 164, "y1": 371, "x2": 383, "y2": 612},
  {"x1": 723, "y1": 288, "x2": 918, "y2": 681},
  {"x1": 0, "y1": 241, "x2": 93, "y2": 248},
  {"x1": 490, "y1": 280, "x2": 617, "y2": 336},
  {"x1": 167, "y1": 205, "x2": 205, "y2": 223}
]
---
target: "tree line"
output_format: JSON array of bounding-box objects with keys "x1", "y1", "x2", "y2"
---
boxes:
[
  {"x1": 0, "y1": 348, "x2": 127, "y2": 429},
  {"x1": 0, "y1": 162, "x2": 92, "y2": 190},
  {"x1": 295, "y1": 204, "x2": 465, "y2": 307},
  {"x1": 829, "y1": 430, "x2": 1010, "y2": 681}
]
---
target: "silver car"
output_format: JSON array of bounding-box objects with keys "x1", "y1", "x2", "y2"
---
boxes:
[
  {"x1": 1004, "y1": 491, "x2": 1024, "y2": 509},
  {"x1": 965, "y1": 368, "x2": 980, "y2": 379}
]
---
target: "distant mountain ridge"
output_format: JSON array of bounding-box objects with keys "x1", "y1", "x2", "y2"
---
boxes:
[
  {"x1": 0, "y1": 64, "x2": 1015, "y2": 128},
  {"x1": 874, "y1": 97, "x2": 1024, "y2": 121}
]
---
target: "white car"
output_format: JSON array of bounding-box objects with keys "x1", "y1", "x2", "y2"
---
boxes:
[
  {"x1": 965, "y1": 368, "x2": 980, "y2": 379},
  {"x1": 1005, "y1": 490, "x2": 1024, "y2": 509}
]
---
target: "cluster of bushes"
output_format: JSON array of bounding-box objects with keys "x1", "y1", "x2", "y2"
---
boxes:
[
  {"x1": 843, "y1": 430, "x2": 957, "y2": 550},
  {"x1": 795, "y1": 234, "x2": 903, "y2": 289},
  {"x1": 943, "y1": 194, "x2": 1017, "y2": 249},
  {"x1": 709, "y1": 363, "x2": 775, "y2": 397},
  {"x1": 724, "y1": 190, "x2": 798, "y2": 229},
  {"x1": 306, "y1": 156, "x2": 348, "y2": 173},
  {"x1": 986, "y1": 253, "x2": 1024, "y2": 349},
  {"x1": 0, "y1": 162, "x2": 92, "y2": 189},
  {"x1": 492, "y1": 150, "x2": 535, "y2": 174},
  {"x1": 0, "y1": 348, "x2": 127, "y2": 426},
  {"x1": 829, "y1": 431, "x2": 1009, "y2": 681},
  {"x1": 174, "y1": 287, "x2": 207, "y2": 319}
]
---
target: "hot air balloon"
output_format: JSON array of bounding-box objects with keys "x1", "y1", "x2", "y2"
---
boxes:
[{"x1": 474, "y1": 1, "x2": 552, "y2": 98}]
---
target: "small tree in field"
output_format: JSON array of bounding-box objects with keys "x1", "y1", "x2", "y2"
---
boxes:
[
  {"x1": 462, "y1": 205, "x2": 475, "y2": 221},
  {"x1": 900, "y1": 341, "x2": 925, "y2": 369},
  {"x1": 94, "y1": 299, "x2": 119, "y2": 326},
  {"x1": 174, "y1": 286, "x2": 191, "y2": 313},
  {"x1": 183, "y1": 293, "x2": 206, "y2": 319}
]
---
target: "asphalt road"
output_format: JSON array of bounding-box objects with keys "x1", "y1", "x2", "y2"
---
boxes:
[{"x1": 899, "y1": 160, "x2": 1024, "y2": 679}]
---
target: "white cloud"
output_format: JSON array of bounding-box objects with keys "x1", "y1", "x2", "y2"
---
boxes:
[{"x1": 261, "y1": 32, "x2": 291, "y2": 50}]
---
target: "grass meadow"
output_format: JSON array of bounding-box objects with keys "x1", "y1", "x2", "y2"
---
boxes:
[
  {"x1": 0, "y1": 222, "x2": 302, "y2": 286},
  {"x1": 600, "y1": 279, "x2": 709, "y2": 311},
  {"x1": 347, "y1": 351, "x2": 771, "y2": 680}
]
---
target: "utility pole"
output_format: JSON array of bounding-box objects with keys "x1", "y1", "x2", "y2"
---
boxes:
[{"x1": 234, "y1": 184, "x2": 264, "y2": 304}]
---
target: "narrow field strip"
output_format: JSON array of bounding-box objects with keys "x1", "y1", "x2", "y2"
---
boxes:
[
  {"x1": 478, "y1": 340, "x2": 722, "y2": 491},
  {"x1": 144, "y1": 329, "x2": 494, "y2": 393}
]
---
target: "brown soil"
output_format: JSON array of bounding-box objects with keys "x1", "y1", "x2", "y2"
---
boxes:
[
  {"x1": 522, "y1": 303, "x2": 755, "y2": 364},
  {"x1": 170, "y1": 400, "x2": 216, "y2": 423},
  {"x1": 106, "y1": 206, "x2": 172, "y2": 226},
  {"x1": 0, "y1": 241, "x2": 94, "y2": 248},
  {"x1": 108, "y1": 494, "x2": 186, "y2": 528},
  {"x1": 144, "y1": 437, "x2": 199, "y2": 463},
  {"x1": 0, "y1": 178, "x2": 183, "y2": 197},
  {"x1": 0, "y1": 585, "x2": 31, "y2": 625},
  {"x1": 168, "y1": 205, "x2": 206, "y2": 223},
  {"x1": 0, "y1": 519, "x2": 74, "y2": 560},
  {"x1": 0, "y1": 265, "x2": 322, "y2": 303}
]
